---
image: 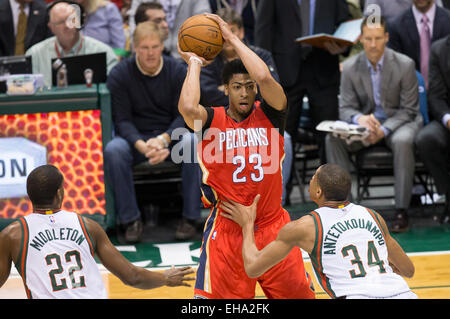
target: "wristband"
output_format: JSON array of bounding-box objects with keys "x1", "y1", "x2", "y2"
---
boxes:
[
  {"x1": 157, "y1": 135, "x2": 169, "y2": 148},
  {"x1": 189, "y1": 56, "x2": 203, "y2": 66}
]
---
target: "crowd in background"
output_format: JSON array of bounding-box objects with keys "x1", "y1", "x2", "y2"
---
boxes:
[{"x1": 0, "y1": 0, "x2": 449, "y2": 243}]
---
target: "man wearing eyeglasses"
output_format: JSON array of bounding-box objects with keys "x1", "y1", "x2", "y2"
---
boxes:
[{"x1": 25, "y1": 0, "x2": 118, "y2": 87}]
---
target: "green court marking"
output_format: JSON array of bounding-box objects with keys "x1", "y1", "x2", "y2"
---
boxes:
[{"x1": 390, "y1": 225, "x2": 450, "y2": 253}]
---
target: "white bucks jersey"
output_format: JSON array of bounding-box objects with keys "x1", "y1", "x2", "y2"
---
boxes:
[
  {"x1": 16, "y1": 211, "x2": 107, "y2": 299},
  {"x1": 308, "y1": 203, "x2": 412, "y2": 299}
]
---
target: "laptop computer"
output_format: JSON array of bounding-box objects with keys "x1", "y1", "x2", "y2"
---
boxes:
[{"x1": 51, "y1": 52, "x2": 107, "y2": 86}]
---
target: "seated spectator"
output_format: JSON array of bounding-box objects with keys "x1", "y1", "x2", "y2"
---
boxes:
[
  {"x1": 388, "y1": 0, "x2": 450, "y2": 87},
  {"x1": 199, "y1": 7, "x2": 293, "y2": 206},
  {"x1": 415, "y1": 34, "x2": 450, "y2": 224},
  {"x1": 75, "y1": 0, "x2": 126, "y2": 49},
  {"x1": 325, "y1": 16, "x2": 422, "y2": 233},
  {"x1": 128, "y1": 0, "x2": 211, "y2": 58},
  {"x1": 0, "y1": 0, "x2": 52, "y2": 56},
  {"x1": 25, "y1": 0, "x2": 118, "y2": 87},
  {"x1": 134, "y1": 2, "x2": 169, "y2": 54},
  {"x1": 104, "y1": 21, "x2": 202, "y2": 243}
]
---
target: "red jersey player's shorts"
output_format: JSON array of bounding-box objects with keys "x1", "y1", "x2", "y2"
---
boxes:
[{"x1": 194, "y1": 205, "x2": 315, "y2": 299}]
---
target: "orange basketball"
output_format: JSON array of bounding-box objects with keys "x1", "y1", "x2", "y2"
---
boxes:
[{"x1": 178, "y1": 15, "x2": 223, "y2": 60}]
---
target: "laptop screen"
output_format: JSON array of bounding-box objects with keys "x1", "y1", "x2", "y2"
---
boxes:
[{"x1": 51, "y1": 52, "x2": 107, "y2": 86}]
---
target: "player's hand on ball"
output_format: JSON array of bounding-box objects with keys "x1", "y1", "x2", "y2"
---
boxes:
[
  {"x1": 204, "y1": 13, "x2": 235, "y2": 43},
  {"x1": 177, "y1": 42, "x2": 211, "y2": 66}
]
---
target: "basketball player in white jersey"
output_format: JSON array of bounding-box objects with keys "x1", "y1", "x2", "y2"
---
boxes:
[
  {"x1": 221, "y1": 164, "x2": 417, "y2": 299},
  {"x1": 0, "y1": 165, "x2": 194, "y2": 299}
]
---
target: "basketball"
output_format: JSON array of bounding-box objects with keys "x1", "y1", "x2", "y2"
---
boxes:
[{"x1": 178, "y1": 15, "x2": 223, "y2": 60}]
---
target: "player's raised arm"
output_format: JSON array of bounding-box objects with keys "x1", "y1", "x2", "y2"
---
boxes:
[
  {"x1": 205, "y1": 13, "x2": 286, "y2": 111},
  {"x1": 177, "y1": 44, "x2": 210, "y2": 131}
]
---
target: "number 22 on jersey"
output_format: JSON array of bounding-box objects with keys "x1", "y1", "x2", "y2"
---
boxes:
[{"x1": 46, "y1": 250, "x2": 86, "y2": 291}]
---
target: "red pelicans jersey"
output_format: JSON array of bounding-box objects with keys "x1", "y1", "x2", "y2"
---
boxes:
[{"x1": 198, "y1": 101, "x2": 286, "y2": 228}]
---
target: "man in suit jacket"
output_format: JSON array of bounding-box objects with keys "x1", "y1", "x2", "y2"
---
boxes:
[
  {"x1": 326, "y1": 17, "x2": 422, "y2": 233},
  {"x1": 254, "y1": 0, "x2": 351, "y2": 164},
  {"x1": 415, "y1": 35, "x2": 450, "y2": 224},
  {"x1": 388, "y1": 0, "x2": 450, "y2": 86},
  {"x1": 0, "y1": 0, "x2": 51, "y2": 57}
]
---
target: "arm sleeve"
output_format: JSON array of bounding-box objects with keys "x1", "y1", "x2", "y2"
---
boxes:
[
  {"x1": 428, "y1": 41, "x2": 450, "y2": 123},
  {"x1": 254, "y1": 0, "x2": 274, "y2": 51},
  {"x1": 107, "y1": 3, "x2": 126, "y2": 49},
  {"x1": 260, "y1": 100, "x2": 287, "y2": 135},
  {"x1": 339, "y1": 63, "x2": 364, "y2": 123},
  {"x1": 382, "y1": 60, "x2": 419, "y2": 132},
  {"x1": 106, "y1": 65, "x2": 142, "y2": 145}
]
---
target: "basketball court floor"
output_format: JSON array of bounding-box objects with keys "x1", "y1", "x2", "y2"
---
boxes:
[{"x1": 2, "y1": 175, "x2": 450, "y2": 299}]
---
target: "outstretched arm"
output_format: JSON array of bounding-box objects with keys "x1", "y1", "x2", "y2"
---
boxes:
[
  {"x1": 85, "y1": 217, "x2": 195, "y2": 289},
  {"x1": 205, "y1": 13, "x2": 286, "y2": 111},
  {"x1": 221, "y1": 195, "x2": 309, "y2": 278}
]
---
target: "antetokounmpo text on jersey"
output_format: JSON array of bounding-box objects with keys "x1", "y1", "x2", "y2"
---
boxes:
[{"x1": 323, "y1": 218, "x2": 385, "y2": 255}]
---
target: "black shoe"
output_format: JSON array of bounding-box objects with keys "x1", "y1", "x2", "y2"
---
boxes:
[
  {"x1": 391, "y1": 210, "x2": 409, "y2": 233},
  {"x1": 125, "y1": 219, "x2": 143, "y2": 243},
  {"x1": 410, "y1": 194, "x2": 422, "y2": 208},
  {"x1": 175, "y1": 219, "x2": 197, "y2": 240}
]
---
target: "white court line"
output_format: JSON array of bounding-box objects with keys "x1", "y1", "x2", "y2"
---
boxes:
[{"x1": 406, "y1": 250, "x2": 450, "y2": 257}]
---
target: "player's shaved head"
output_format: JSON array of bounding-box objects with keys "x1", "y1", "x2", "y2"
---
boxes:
[
  {"x1": 27, "y1": 165, "x2": 64, "y2": 206},
  {"x1": 316, "y1": 164, "x2": 352, "y2": 201}
]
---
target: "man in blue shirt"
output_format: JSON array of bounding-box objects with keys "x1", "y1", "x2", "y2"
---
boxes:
[{"x1": 104, "y1": 21, "x2": 202, "y2": 242}]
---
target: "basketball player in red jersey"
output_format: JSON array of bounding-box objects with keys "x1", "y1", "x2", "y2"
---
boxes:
[{"x1": 177, "y1": 13, "x2": 315, "y2": 299}]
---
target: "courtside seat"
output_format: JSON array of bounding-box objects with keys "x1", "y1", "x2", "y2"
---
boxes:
[{"x1": 132, "y1": 161, "x2": 183, "y2": 224}]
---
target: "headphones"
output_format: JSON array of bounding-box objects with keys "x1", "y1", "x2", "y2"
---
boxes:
[{"x1": 47, "y1": 0, "x2": 86, "y2": 30}]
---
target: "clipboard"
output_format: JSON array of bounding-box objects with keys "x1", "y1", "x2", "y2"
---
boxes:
[{"x1": 296, "y1": 18, "x2": 363, "y2": 49}]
